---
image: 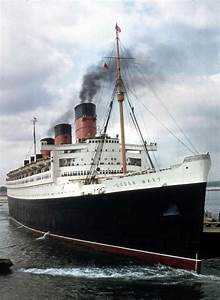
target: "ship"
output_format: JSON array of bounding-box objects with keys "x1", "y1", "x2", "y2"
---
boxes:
[{"x1": 6, "y1": 25, "x2": 211, "y2": 273}]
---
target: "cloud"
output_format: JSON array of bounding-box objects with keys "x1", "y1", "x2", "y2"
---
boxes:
[
  {"x1": 0, "y1": 0, "x2": 220, "y2": 184},
  {"x1": 140, "y1": 0, "x2": 219, "y2": 30},
  {"x1": 0, "y1": 32, "x2": 74, "y2": 114}
]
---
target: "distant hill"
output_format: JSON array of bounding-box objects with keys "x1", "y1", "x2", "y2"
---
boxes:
[{"x1": 0, "y1": 186, "x2": 7, "y2": 195}]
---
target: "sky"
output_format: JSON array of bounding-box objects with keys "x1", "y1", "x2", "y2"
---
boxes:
[{"x1": 0, "y1": 0, "x2": 219, "y2": 185}]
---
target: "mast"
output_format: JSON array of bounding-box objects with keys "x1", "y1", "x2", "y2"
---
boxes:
[
  {"x1": 115, "y1": 24, "x2": 127, "y2": 174},
  {"x1": 32, "y1": 117, "x2": 37, "y2": 156}
]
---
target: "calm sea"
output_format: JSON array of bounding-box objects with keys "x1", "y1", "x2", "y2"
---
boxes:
[{"x1": 0, "y1": 191, "x2": 220, "y2": 300}]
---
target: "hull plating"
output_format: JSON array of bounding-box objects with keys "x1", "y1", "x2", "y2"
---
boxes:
[{"x1": 8, "y1": 182, "x2": 206, "y2": 265}]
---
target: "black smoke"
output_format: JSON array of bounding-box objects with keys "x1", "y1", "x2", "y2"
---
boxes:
[
  {"x1": 46, "y1": 102, "x2": 73, "y2": 136},
  {"x1": 46, "y1": 45, "x2": 179, "y2": 136},
  {"x1": 78, "y1": 48, "x2": 167, "y2": 104},
  {"x1": 79, "y1": 63, "x2": 115, "y2": 103},
  {"x1": 45, "y1": 47, "x2": 169, "y2": 136}
]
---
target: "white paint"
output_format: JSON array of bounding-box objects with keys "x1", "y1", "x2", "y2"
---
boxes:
[{"x1": 6, "y1": 138, "x2": 211, "y2": 201}]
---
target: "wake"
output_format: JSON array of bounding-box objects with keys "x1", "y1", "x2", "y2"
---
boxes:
[{"x1": 18, "y1": 264, "x2": 220, "y2": 283}]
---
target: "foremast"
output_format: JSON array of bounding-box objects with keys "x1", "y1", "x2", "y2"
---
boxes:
[{"x1": 115, "y1": 24, "x2": 127, "y2": 174}]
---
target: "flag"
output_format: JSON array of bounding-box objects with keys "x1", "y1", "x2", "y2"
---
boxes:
[{"x1": 115, "y1": 23, "x2": 121, "y2": 33}]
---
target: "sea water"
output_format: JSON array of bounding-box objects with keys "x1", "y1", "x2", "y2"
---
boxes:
[{"x1": 0, "y1": 191, "x2": 220, "y2": 300}]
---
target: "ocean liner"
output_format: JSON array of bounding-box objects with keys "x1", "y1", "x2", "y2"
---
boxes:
[{"x1": 7, "y1": 25, "x2": 211, "y2": 272}]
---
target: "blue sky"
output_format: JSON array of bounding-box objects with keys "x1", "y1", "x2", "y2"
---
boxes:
[{"x1": 0, "y1": 0, "x2": 219, "y2": 184}]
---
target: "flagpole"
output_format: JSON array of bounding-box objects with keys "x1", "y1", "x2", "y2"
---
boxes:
[
  {"x1": 115, "y1": 24, "x2": 127, "y2": 174},
  {"x1": 32, "y1": 117, "x2": 37, "y2": 156}
]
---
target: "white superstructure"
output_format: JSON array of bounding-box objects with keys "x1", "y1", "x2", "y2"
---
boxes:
[{"x1": 6, "y1": 135, "x2": 211, "y2": 200}]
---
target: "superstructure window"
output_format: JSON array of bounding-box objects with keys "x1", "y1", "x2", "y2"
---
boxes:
[
  {"x1": 127, "y1": 158, "x2": 141, "y2": 166},
  {"x1": 60, "y1": 158, "x2": 76, "y2": 167}
]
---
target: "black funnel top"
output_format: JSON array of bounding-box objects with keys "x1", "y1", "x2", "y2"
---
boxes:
[{"x1": 75, "y1": 103, "x2": 96, "y2": 120}]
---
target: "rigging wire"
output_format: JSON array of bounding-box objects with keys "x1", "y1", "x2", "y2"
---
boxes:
[
  {"x1": 25, "y1": 142, "x2": 34, "y2": 160},
  {"x1": 123, "y1": 85, "x2": 155, "y2": 169},
  {"x1": 120, "y1": 46, "x2": 158, "y2": 169},
  {"x1": 134, "y1": 62, "x2": 199, "y2": 155},
  {"x1": 128, "y1": 87, "x2": 195, "y2": 154},
  {"x1": 93, "y1": 39, "x2": 197, "y2": 172},
  {"x1": 95, "y1": 43, "x2": 115, "y2": 104},
  {"x1": 101, "y1": 85, "x2": 117, "y2": 134},
  {"x1": 95, "y1": 43, "x2": 116, "y2": 127},
  {"x1": 86, "y1": 84, "x2": 117, "y2": 184},
  {"x1": 126, "y1": 100, "x2": 159, "y2": 169},
  {"x1": 120, "y1": 43, "x2": 199, "y2": 155}
]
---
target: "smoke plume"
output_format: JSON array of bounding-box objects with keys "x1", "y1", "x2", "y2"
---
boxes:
[
  {"x1": 46, "y1": 103, "x2": 73, "y2": 136},
  {"x1": 79, "y1": 64, "x2": 114, "y2": 103},
  {"x1": 78, "y1": 48, "x2": 166, "y2": 104},
  {"x1": 46, "y1": 48, "x2": 168, "y2": 137}
]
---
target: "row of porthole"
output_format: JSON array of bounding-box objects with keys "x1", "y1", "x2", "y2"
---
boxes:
[
  {"x1": 8, "y1": 170, "x2": 50, "y2": 182},
  {"x1": 24, "y1": 191, "x2": 74, "y2": 197},
  {"x1": 60, "y1": 156, "x2": 119, "y2": 164},
  {"x1": 95, "y1": 149, "x2": 116, "y2": 152},
  {"x1": 61, "y1": 162, "x2": 121, "y2": 168},
  {"x1": 62, "y1": 169, "x2": 122, "y2": 176},
  {"x1": 8, "y1": 174, "x2": 51, "y2": 185},
  {"x1": 115, "y1": 177, "x2": 161, "y2": 188},
  {"x1": 11, "y1": 169, "x2": 49, "y2": 180},
  {"x1": 88, "y1": 140, "x2": 119, "y2": 144}
]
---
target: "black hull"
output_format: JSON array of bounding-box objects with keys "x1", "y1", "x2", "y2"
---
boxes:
[{"x1": 8, "y1": 183, "x2": 206, "y2": 263}]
